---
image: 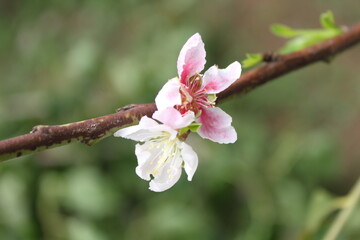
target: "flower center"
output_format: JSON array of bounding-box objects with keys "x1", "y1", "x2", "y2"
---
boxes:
[{"x1": 176, "y1": 74, "x2": 215, "y2": 115}]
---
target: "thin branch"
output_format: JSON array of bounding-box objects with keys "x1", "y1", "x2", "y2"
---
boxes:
[
  {"x1": 0, "y1": 104, "x2": 156, "y2": 161},
  {"x1": 1, "y1": 22, "x2": 360, "y2": 161},
  {"x1": 218, "y1": 23, "x2": 360, "y2": 100},
  {"x1": 322, "y1": 177, "x2": 360, "y2": 240}
]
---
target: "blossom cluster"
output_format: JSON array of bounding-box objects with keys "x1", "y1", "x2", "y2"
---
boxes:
[{"x1": 114, "y1": 33, "x2": 241, "y2": 192}]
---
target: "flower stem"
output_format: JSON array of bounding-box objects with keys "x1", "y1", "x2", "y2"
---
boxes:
[{"x1": 322, "y1": 177, "x2": 360, "y2": 240}]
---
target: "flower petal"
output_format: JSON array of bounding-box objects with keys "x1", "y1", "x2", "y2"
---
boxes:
[
  {"x1": 202, "y1": 61, "x2": 241, "y2": 94},
  {"x1": 135, "y1": 139, "x2": 176, "y2": 182},
  {"x1": 114, "y1": 116, "x2": 158, "y2": 140},
  {"x1": 180, "y1": 142, "x2": 198, "y2": 181},
  {"x1": 155, "y1": 78, "x2": 181, "y2": 110},
  {"x1": 197, "y1": 107, "x2": 237, "y2": 144},
  {"x1": 149, "y1": 170, "x2": 182, "y2": 192},
  {"x1": 114, "y1": 116, "x2": 177, "y2": 141},
  {"x1": 149, "y1": 142, "x2": 183, "y2": 192},
  {"x1": 135, "y1": 142, "x2": 154, "y2": 181},
  {"x1": 177, "y1": 33, "x2": 206, "y2": 84},
  {"x1": 153, "y1": 107, "x2": 195, "y2": 130},
  {"x1": 149, "y1": 164, "x2": 182, "y2": 192}
]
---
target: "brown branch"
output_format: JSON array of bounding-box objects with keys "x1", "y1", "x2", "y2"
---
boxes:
[
  {"x1": 1, "y1": 22, "x2": 360, "y2": 161},
  {"x1": 218, "y1": 23, "x2": 360, "y2": 100},
  {"x1": 0, "y1": 104, "x2": 157, "y2": 161}
]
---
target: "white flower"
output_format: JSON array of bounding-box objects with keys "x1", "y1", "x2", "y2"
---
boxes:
[{"x1": 114, "y1": 113, "x2": 198, "y2": 192}]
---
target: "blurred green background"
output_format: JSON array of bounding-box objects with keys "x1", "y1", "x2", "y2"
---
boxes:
[{"x1": 1, "y1": 0, "x2": 360, "y2": 239}]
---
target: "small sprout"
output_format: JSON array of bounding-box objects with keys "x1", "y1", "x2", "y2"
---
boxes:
[
  {"x1": 271, "y1": 10, "x2": 343, "y2": 54},
  {"x1": 241, "y1": 53, "x2": 263, "y2": 69},
  {"x1": 188, "y1": 123, "x2": 202, "y2": 133},
  {"x1": 320, "y1": 10, "x2": 338, "y2": 30},
  {"x1": 271, "y1": 24, "x2": 297, "y2": 38},
  {"x1": 179, "y1": 123, "x2": 202, "y2": 135}
]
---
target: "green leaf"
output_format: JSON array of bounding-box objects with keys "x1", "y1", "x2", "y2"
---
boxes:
[
  {"x1": 179, "y1": 127, "x2": 189, "y2": 136},
  {"x1": 188, "y1": 123, "x2": 202, "y2": 132},
  {"x1": 241, "y1": 53, "x2": 263, "y2": 68},
  {"x1": 279, "y1": 35, "x2": 315, "y2": 54},
  {"x1": 273, "y1": 11, "x2": 343, "y2": 55},
  {"x1": 320, "y1": 10, "x2": 338, "y2": 30},
  {"x1": 278, "y1": 29, "x2": 341, "y2": 54},
  {"x1": 270, "y1": 24, "x2": 297, "y2": 38},
  {"x1": 179, "y1": 123, "x2": 202, "y2": 135}
]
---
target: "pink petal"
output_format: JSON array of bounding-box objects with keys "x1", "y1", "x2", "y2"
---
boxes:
[
  {"x1": 155, "y1": 78, "x2": 181, "y2": 110},
  {"x1": 202, "y1": 61, "x2": 241, "y2": 94},
  {"x1": 153, "y1": 107, "x2": 195, "y2": 130},
  {"x1": 177, "y1": 33, "x2": 206, "y2": 84},
  {"x1": 197, "y1": 107, "x2": 237, "y2": 144}
]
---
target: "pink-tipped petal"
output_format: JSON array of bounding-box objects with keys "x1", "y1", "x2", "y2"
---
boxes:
[
  {"x1": 202, "y1": 61, "x2": 241, "y2": 94},
  {"x1": 155, "y1": 78, "x2": 181, "y2": 110},
  {"x1": 177, "y1": 33, "x2": 206, "y2": 84},
  {"x1": 153, "y1": 107, "x2": 195, "y2": 130},
  {"x1": 197, "y1": 107, "x2": 237, "y2": 144}
]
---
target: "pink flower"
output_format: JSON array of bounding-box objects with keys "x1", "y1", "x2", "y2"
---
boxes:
[{"x1": 155, "y1": 33, "x2": 241, "y2": 144}]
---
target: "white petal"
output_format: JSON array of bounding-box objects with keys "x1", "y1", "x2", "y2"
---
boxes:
[
  {"x1": 114, "y1": 116, "x2": 177, "y2": 141},
  {"x1": 114, "y1": 126, "x2": 161, "y2": 142},
  {"x1": 149, "y1": 167, "x2": 182, "y2": 192},
  {"x1": 180, "y1": 142, "x2": 198, "y2": 181},
  {"x1": 153, "y1": 108, "x2": 195, "y2": 130},
  {"x1": 114, "y1": 124, "x2": 142, "y2": 138},
  {"x1": 135, "y1": 140, "x2": 174, "y2": 182},
  {"x1": 114, "y1": 116, "x2": 158, "y2": 139},
  {"x1": 155, "y1": 78, "x2": 181, "y2": 110},
  {"x1": 149, "y1": 153, "x2": 183, "y2": 192},
  {"x1": 202, "y1": 61, "x2": 241, "y2": 94},
  {"x1": 177, "y1": 33, "x2": 206, "y2": 84},
  {"x1": 135, "y1": 143, "x2": 153, "y2": 181},
  {"x1": 138, "y1": 115, "x2": 161, "y2": 128}
]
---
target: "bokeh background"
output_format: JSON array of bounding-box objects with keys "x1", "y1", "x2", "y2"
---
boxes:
[{"x1": 1, "y1": 0, "x2": 360, "y2": 239}]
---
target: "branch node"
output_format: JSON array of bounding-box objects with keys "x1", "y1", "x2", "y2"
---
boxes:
[
  {"x1": 262, "y1": 52, "x2": 281, "y2": 63},
  {"x1": 31, "y1": 125, "x2": 51, "y2": 134},
  {"x1": 117, "y1": 104, "x2": 137, "y2": 112}
]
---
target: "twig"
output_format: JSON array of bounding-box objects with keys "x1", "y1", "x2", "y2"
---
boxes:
[
  {"x1": 217, "y1": 22, "x2": 360, "y2": 100},
  {"x1": 0, "y1": 104, "x2": 156, "y2": 161},
  {"x1": 322, "y1": 177, "x2": 360, "y2": 240},
  {"x1": 1, "y1": 23, "x2": 360, "y2": 161}
]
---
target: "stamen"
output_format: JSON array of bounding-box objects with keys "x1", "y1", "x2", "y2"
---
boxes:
[
  {"x1": 178, "y1": 73, "x2": 215, "y2": 114},
  {"x1": 150, "y1": 138, "x2": 178, "y2": 176}
]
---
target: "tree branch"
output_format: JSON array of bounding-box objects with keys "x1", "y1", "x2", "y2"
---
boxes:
[
  {"x1": 0, "y1": 104, "x2": 157, "y2": 161},
  {"x1": 1, "y1": 22, "x2": 360, "y2": 162},
  {"x1": 218, "y1": 23, "x2": 360, "y2": 100}
]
